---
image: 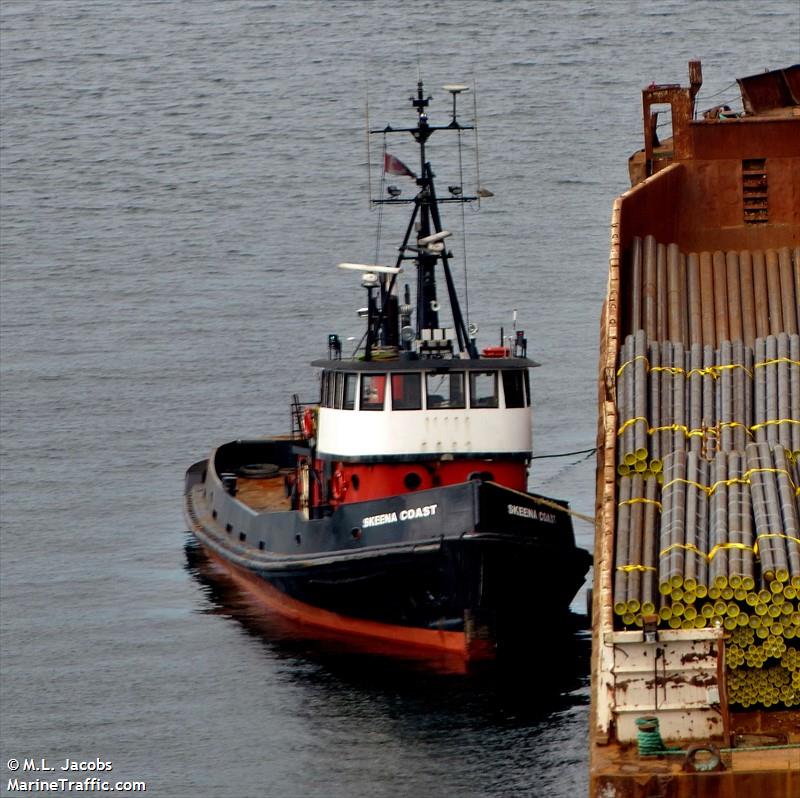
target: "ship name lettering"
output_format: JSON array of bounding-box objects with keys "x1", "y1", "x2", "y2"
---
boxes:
[
  {"x1": 507, "y1": 504, "x2": 556, "y2": 524},
  {"x1": 362, "y1": 512, "x2": 398, "y2": 528},
  {"x1": 362, "y1": 504, "x2": 438, "y2": 528},
  {"x1": 399, "y1": 504, "x2": 438, "y2": 521}
]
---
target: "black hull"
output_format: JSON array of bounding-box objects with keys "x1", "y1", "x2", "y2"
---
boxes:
[{"x1": 184, "y1": 455, "x2": 592, "y2": 660}]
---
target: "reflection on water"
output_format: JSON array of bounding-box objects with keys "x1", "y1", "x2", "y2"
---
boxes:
[{"x1": 183, "y1": 535, "x2": 591, "y2": 717}]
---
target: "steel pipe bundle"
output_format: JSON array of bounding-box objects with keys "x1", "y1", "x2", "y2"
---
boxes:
[
  {"x1": 659, "y1": 450, "x2": 687, "y2": 596},
  {"x1": 687, "y1": 343, "x2": 703, "y2": 456},
  {"x1": 753, "y1": 333, "x2": 800, "y2": 454},
  {"x1": 614, "y1": 476, "x2": 632, "y2": 615},
  {"x1": 792, "y1": 334, "x2": 800, "y2": 456},
  {"x1": 615, "y1": 239, "x2": 800, "y2": 707},
  {"x1": 616, "y1": 334, "x2": 650, "y2": 473},
  {"x1": 625, "y1": 241, "x2": 800, "y2": 349},
  {"x1": 614, "y1": 474, "x2": 660, "y2": 621},
  {"x1": 710, "y1": 451, "x2": 728, "y2": 589},
  {"x1": 727, "y1": 451, "x2": 755, "y2": 591},
  {"x1": 746, "y1": 442, "x2": 799, "y2": 586}
]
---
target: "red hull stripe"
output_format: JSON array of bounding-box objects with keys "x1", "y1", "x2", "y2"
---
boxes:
[{"x1": 205, "y1": 548, "x2": 468, "y2": 657}]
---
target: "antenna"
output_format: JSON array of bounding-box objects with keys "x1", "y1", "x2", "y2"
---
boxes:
[
  {"x1": 473, "y1": 75, "x2": 482, "y2": 208},
  {"x1": 365, "y1": 88, "x2": 372, "y2": 208},
  {"x1": 417, "y1": 230, "x2": 452, "y2": 246},
  {"x1": 338, "y1": 262, "x2": 402, "y2": 274},
  {"x1": 443, "y1": 84, "x2": 470, "y2": 125}
]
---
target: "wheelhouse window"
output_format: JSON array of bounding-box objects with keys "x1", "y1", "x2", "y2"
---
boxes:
[
  {"x1": 502, "y1": 369, "x2": 527, "y2": 408},
  {"x1": 321, "y1": 371, "x2": 334, "y2": 407},
  {"x1": 391, "y1": 373, "x2": 422, "y2": 410},
  {"x1": 469, "y1": 371, "x2": 498, "y2": 408},
  {"x1": 343, "y1": 373, "x2": 357, "y2": 410},
  {"x1": 426, "y1": 372, "x2": 465, "y2": 409},
  {"x1": 360, "y1": 374, "x2": 386, "y2": 411},
  {"x1": 334, "y1": 372, "x2": 344, "y2": 409}
]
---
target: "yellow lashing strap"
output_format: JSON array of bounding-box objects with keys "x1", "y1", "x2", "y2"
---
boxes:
[
  {"x1": 618, "y1": 497, "x2": 663, "y2": 510},
  {"x1": 662, "y1": 477, "x2": 709, "y2": 494},
  {"x1": 659, "y1": 542, "x2": 707, "y2": 559},
  {"x1": 616, "y1": 355, "x2": 650, "y2": 377},
  {"x1": 650, "y1": 365, "x2": 685, "y2": 376},
  {"x1": 707, "y1": 542, "x2": 753, "y2": 561},
  {"x1": 750, "y1": 418, "x2": 800, "y2": 431},
  {"x1": 754, "y1": 532, "x2": 800, "y2": 555},
  {"x1": 754, "y1": 358, "x2": 800, "y2": 369},
  {"x1": 686, "y1": 363, "x2": 753, "y2": 379},
  {"x1": 616, "y1": 416, "x2": 649, "y2": 436},
  {"x1": 616, "y1": 564, "x2": 657, "y2": 572}
]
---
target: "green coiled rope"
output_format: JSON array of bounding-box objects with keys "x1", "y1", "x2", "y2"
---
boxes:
[{"x1": 635, "y1": 716, "x2": 682, "y2": 756}]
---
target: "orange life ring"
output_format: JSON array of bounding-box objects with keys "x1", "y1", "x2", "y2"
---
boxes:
[
  {"x1": 331, "y1": 469, "x2": 347, "y2": 501},
  {"x1": 302, "y1": 407, "x2": 316, "y2": 439},
  {"x1": 482, "y1": 346, "x2": 510, "y2": 358}
]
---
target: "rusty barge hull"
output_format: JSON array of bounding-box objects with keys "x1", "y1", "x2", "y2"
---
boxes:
[{"x1": 591, "y1": 63, "x2": 800, "y2": 796}]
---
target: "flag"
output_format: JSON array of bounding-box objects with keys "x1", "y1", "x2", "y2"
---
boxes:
[{"x1": 384, "y1": 152, "x2": 416, "y2": 179}]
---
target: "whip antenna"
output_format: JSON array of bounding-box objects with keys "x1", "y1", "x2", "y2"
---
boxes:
[
  {"x1": 473, "y1": 75, "x2": 482, "y2": 208},
  {"x1": 365, "y1": 88, "x2": 372, "y2": 208}
]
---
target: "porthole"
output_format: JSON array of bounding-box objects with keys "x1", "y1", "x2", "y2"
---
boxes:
[
  {"x1": 351, "y1": 474, "x2": 360, "y2": 491},
  {"x1": 351, "y1": 527, "x2": 362, "y2": 540},
  {"x1": 258, "y1": 541, "x2": 265, "y2": 551},
  {"x1": 239, "y1": 532, "x2": 246, "y2": 542},
  {"x1": 404, "y1": 472, "x2": 422, "y2": 490},
  {"x1": 225, "y1": 523, "x2": 233, "y2": 533}
]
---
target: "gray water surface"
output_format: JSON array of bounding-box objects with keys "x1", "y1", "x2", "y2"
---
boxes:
[{"x1": 2, "y1": 2, "x2": 798, "y2": 796}]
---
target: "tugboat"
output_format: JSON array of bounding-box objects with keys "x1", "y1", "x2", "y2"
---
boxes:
[{"x1": 183, "y1": 82, "x2": 592, "y2": 663}]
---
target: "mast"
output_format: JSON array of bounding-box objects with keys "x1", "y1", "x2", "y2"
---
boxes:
[{"x1": 369, "y1": 81, "x2": 479, "y2": 359}]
